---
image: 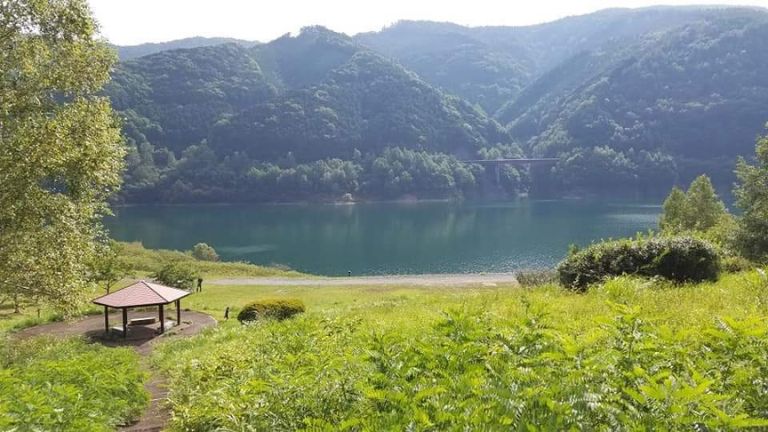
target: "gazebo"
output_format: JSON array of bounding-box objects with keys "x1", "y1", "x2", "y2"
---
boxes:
[{"x1": 92, "y1": 280, "x2": 191, "y2": 338}]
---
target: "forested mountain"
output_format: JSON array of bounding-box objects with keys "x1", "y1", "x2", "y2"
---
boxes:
[
  {"x1": 108, "y1": 27, "x2": 517, "y2": 202},
  {"x1": 106, "y1": 6, "x2": 768, "y2": 203},
  {"x1": 115, "y1": 36, "x2": 259, "y2": 60}
]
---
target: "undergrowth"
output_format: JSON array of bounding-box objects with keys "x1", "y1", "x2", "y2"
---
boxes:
[
  {"x1": 154, "y1": 270, "x2": 768, "y2": 430},
  {"x1": 0, "y1": 336, "x2": 149, "y2": 431}
]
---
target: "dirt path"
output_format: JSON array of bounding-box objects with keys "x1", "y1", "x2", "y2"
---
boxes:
[
  {"x1": 15, "y1": 310, "x2": 217, "y2": 432},
  {"x1": 212, "y1": 273, "x2": 519, "y2": 287}
]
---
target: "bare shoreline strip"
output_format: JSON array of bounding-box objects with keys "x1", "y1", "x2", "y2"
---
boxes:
[{"x1": 211, "y1": 273, "x2": 519, "y2": 286}]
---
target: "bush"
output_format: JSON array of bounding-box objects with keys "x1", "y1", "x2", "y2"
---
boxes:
[
  {"x1": 558, "y1": 236, "x2": 721, "y2": 291},
  {"x1": 237, "y1": 299, "x2": 306, "y2": 323},
  {"x1": 151, "y1": 261, "x2": 197, "y2": 290},
  {"x1": 191, "y1": 243, "x2": 219, "y2": 262},
  {"x1": 516, "y1": 269, "x2": 558, "y2": 287}
]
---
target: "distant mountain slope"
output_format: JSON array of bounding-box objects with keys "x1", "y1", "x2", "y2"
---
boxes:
[
  {"x1": 115, "y1": 36, "x2": 259, "y2": 60},
  {"x1": 520, "y1": 10, "x2": 768, "y2": 188},
  {"x1": 108, "y1": 43, "x2": 276, "y2": 154},
  {"x1": 105, "y1": 6, "x2": 768, "y2": 202},
  {"x1": 355, "y1": 7, "x2": 723, "y2": 115},
  {"x1": 106, "y1": 28, "x2": 515, "y2": 202}
]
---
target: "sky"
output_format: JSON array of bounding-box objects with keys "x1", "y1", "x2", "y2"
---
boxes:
[{"x1": 88, "y1": 0, "x2": 768, "y2": 46}]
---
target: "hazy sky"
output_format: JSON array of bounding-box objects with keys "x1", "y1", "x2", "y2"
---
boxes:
[{"x1": 89, "y1": 0, "x2": 768, "y2": 45}]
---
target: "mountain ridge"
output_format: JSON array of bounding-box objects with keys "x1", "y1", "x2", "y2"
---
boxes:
[{"x1": 106, "y1": 6, "x2": 768, "y2": 202}]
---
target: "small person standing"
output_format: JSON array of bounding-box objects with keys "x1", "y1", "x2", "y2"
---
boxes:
[
  {"x1": 224, "y1": 306, "x2": 230, "y2": 320},
  {"x1": 196, "y1": 277, "x2": 203, "y2": 293}
]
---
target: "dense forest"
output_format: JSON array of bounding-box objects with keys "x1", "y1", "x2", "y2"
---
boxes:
[{"x1": 105, "y1": 6, "x2": 768, "y2": 203}]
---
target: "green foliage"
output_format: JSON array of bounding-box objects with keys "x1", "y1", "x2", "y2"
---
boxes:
[
  {"x1": 0, "y1": 336, "x2": 148, "y2": 431},
  {"x1": 237, "y1": 298, "x2": 306, "y2": 322},
  {"x1": 151, "y1": 262, "x2": 198, "y2": 290},
  {"x1": 558, "y1": 236, "x2": 721, "y2": 290},
  {"x1": 521, "y1": 12, "x2": 768, "y2": 191},
  {"x1": 154, "y1": 276, "x2": 768, "y2": 430},
  {"x1": 88, "y1": 240, "x2": 129, "y2": 293},
  {"x1": 515, "y1": 269, "x2": 558, "y2": 288},
  {"x1": 367, "y1": 148, "x2": 484, "y2": 199},
  {"x1": 659, "y1": 175, "x2": 729, "y2": 232},
  {"x1": 191, "y1": 243, "x2": 219, "y2": 262},
  {"x1": 735, "y1": 132, "x2": 768, "y2": 262},
  {"x1": 0, "y1": 0, "x2": 125, "y2": 314},
  {"x1": 117, "y1": 242, "x2": 303, "y2": 278}
]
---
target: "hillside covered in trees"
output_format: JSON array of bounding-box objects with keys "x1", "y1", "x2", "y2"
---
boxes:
[{"x1": 106, "y1": 6, "x2": 768, "y2": 203}]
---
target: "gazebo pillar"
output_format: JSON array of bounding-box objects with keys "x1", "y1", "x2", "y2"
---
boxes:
[
  {"x1": 159, "y1": 304, "x2": 165, "y2": 334},
  {"x1": 122, "y1": 308, "x2": 128, "y2": 339},
  {"x1": 176, "y1": 299, "x2": 181, "y2": 324},
  {"x1": 104, "y1": 306, "x2": 109, "y2": 334}
]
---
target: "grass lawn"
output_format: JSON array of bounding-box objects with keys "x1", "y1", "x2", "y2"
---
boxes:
[{"x1": 153, "y1": 270, "x2": 768, "y2": 430}]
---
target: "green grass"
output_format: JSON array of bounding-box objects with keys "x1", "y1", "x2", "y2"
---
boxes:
[
  {"x1": 153, "y1": 271, "x2": 768, "y2": 430},
  {"x1": 0, "y1": 336, "x2": 149, "y2": 431},
  {"x1": 119, "y1": 241, "x2": 306, "y2": 278}
]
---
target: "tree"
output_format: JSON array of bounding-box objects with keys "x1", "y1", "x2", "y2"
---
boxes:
[
  {"x1": 192, "y1": 243, "x2": 219, "y2": 262},
  {"x1": 659, "y1": 187, "x2": 688, "y2": 232},
  {"x1": 89, "y1": 240, "x2": 128, "y2": 294},
  {"x1": 151, "y1": 262, "x2": 197, "y2": 290},
  {"x1": 658, "y1": 175, "x2": 727, "y2": 233},
  {"x1": 734, "y1": 132, "x2": 768, "y2": 261},
  {"x1": 686, "y1": 175, "x2": 726, "y2": 231},
  {"x1": 0, "y1": 0, "x2": 124, "y2": 313}
]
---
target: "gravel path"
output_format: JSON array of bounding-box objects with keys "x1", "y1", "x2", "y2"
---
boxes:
[{"x1": 212, "y1": 273, "x2": 519, "y2": 287}]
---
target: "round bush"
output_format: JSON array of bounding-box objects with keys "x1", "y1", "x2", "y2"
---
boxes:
[
  {"x1": 558, "y1": 236, "x2": 721, "y2": 291},
  {"x1": 237, "y1": 298, "x2": 306, "y2": 322}
]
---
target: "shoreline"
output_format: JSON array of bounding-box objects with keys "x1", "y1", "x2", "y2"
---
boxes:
[{"x1": 211, "y1": 273, "x2": 520, "y2": 286}]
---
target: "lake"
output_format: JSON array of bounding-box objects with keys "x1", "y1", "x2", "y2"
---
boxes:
[{"x1": 106, "y1": 200, "x2": 661, "y2": 276}]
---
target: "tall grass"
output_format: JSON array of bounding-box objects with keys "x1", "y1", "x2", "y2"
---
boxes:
[
  {"x1": 154, "y1": 271, "x2": 768, "y2": 430},
  {"x1": 0, "y1": 336, "x2": 149, "y2": 431}
]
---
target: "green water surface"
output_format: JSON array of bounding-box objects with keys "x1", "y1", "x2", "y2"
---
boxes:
[{"x1": 106, "y1": 200, "x2": 660, "y2": 276}]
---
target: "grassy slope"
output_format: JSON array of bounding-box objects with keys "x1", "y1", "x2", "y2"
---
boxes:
[
  {"x1": 0, "y1": 336, "x2": 149, "y2": 431},
  {"x1": 154, "y1": 271, "x2": 768, "y2": 430},
  {"x1": 119, "y1": 241, "x2": 306, "y2": 278}
]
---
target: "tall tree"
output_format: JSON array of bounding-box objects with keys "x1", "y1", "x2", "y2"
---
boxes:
[
  {"x1": 685, "y1": 175, "x2": 726, "y2": 232},
  {"x1": 734, "y1": 131, "x2": 768, "y2": 262},
  {"x1": 0, "y1": 0, "x2": 124, "y2": 313},
  {"x1": 659, "y1": 186, "x2": 688, "y2": 232},
  {"x1": 658, "y1": 175, "x2": 727, "y2": 234}
]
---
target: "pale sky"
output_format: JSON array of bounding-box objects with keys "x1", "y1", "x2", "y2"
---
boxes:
[{"x1": 88, "y1": 0, "x2": 768, "y2": 46}]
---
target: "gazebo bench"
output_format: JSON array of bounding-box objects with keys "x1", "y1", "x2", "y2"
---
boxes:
[{"x1": 129, "y1": 316, "x2": 157, "y2": 326}]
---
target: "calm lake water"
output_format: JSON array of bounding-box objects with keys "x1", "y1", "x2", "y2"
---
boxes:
[{"x1": 106, "y1": 200, "x2": 661, "y2": 276}]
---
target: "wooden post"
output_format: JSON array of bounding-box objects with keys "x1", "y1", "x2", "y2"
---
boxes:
[
  {"x1": 122, "y1": 308, "x2": 128, "y2": 339},
  {"x1": 104, "y1": 306, "x2": 109, "y2": 335},
  {"x1": 159, "y1": 304, "x2": 165, "y2": 334},
  {"x1": 176, "y1": 300, "x2": 181, "y2": 325}
]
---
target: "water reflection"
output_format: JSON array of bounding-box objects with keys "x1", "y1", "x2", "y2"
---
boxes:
[{"x1": 107, "y1": 200, "x2": 660, "y2": 275}]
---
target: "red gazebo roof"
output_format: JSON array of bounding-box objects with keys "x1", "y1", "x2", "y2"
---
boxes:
[{"x1": 93, "y1": 280, "x2": 191, "y2": 308}]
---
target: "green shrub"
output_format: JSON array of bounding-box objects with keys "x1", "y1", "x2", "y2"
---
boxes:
[
  {"x1": 151, "y1": 261, "x2": 197, "y2": 290},
  {"x1": 237, "y1": 299, "x2": 305, "y2": 322},
  {"x1": 191, "y1": 243, "x2": 219, "y2": 262},
  {"x1": 516, "y1": 269, "x2": 558, "y2": 287},
  {"x1": 558, "y1": 236, "x2": 721, "y2": 290}
]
